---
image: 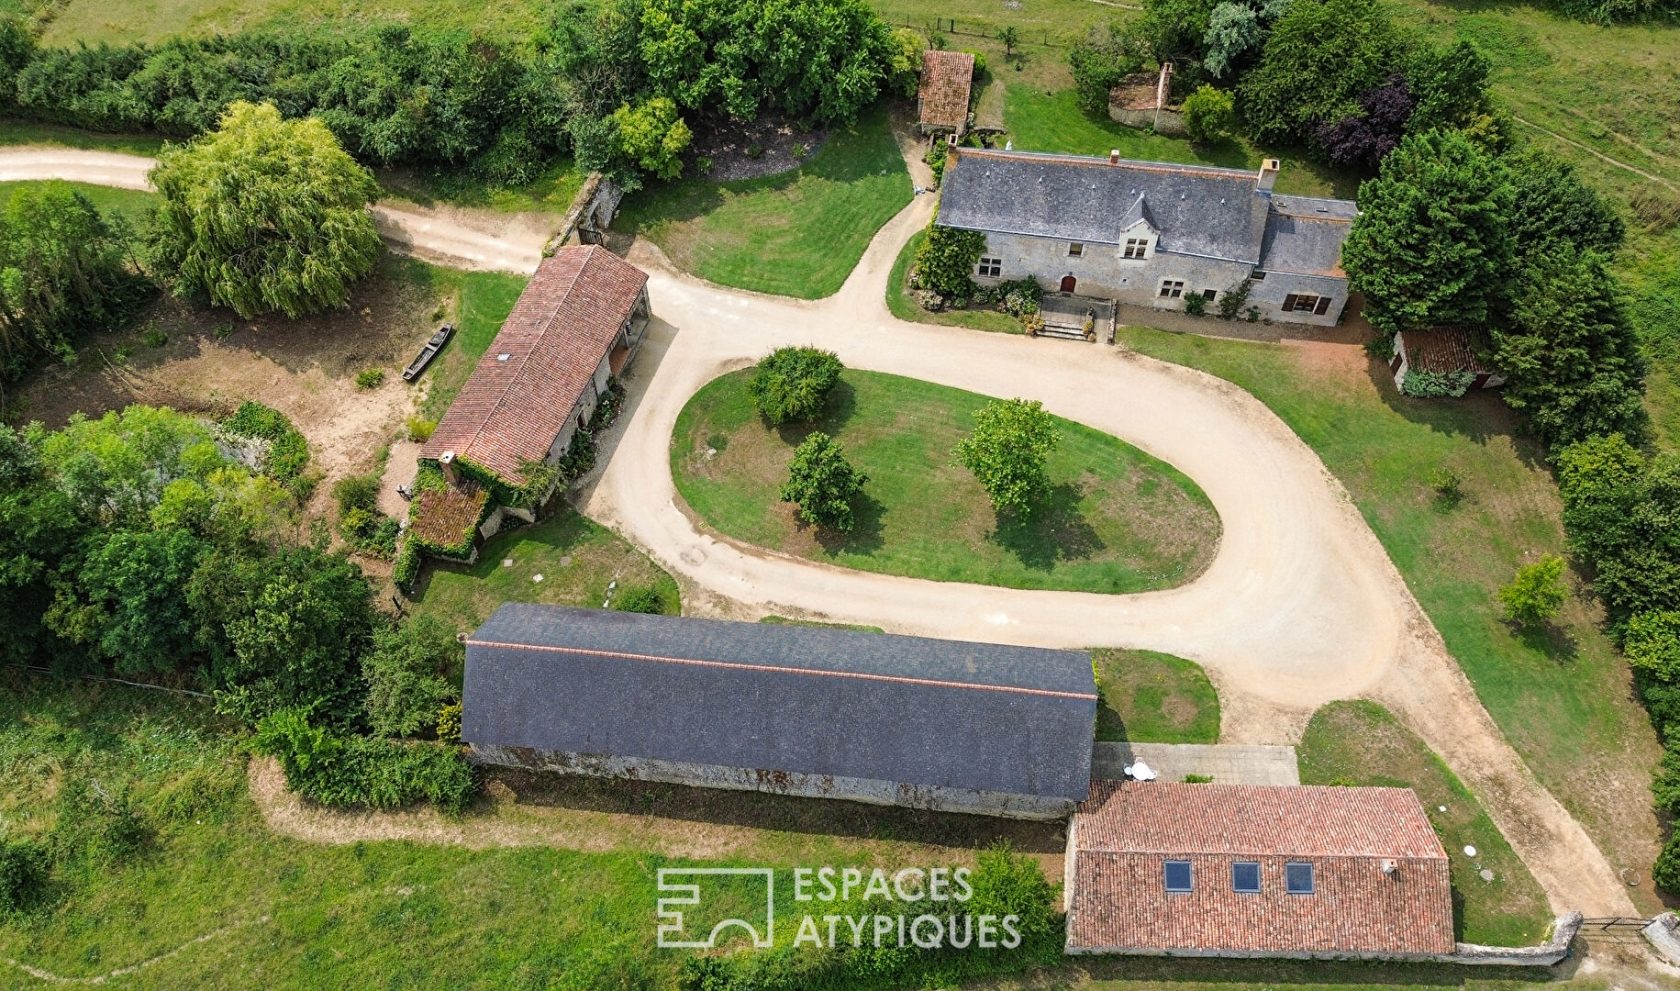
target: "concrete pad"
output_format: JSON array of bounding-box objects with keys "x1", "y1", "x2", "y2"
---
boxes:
[{"x1": 1090, "y1": 742, "x2": 1299, "y2": 786}]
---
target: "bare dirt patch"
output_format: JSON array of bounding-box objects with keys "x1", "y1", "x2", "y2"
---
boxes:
[
  {"x1": 10, "y1": 258, "x2": 453, "y2": 513},
  {"x1": 691, "y1": 116, "x2": 829, "y2": 183}
]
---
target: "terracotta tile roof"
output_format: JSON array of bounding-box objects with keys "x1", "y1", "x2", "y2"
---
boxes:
[
  {"x1": 420, "y1": 245, "x2": 647, "y2": 485},
  {"x1": 918, "y1": 50, "x2": 974, "y2": 129},
  {"x1": 1399, "y1": 326, "x2": 1495, "y2": 376},
  {"x1": 1067, "y1": 781, "x2": 1455, "y2": 956}
]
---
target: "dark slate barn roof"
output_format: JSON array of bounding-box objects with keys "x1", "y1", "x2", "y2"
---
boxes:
[
  {"x1": 938, "y1": 148, "x2": 1270, "y2": 262},
  {"x1": 463, "y1": 604, "x2": 1098, "y2": 801}
]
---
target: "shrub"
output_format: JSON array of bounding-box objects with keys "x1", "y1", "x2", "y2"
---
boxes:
[
  {"x1": 332, "y1": 472, "x2": 380, "y2": 515},
  {"x1": 355, "y1": 368, "x2": 386, "y2": 390},
  {"x1": 255, "y1": 708, "x2": 476, "y2": 813},
  {"x1": 912, "y1": 224, "x2": 986, "y2": 299},
  {"x1": 1068, "y1": 21, "x2": 1145, "y2": 115},
  {"x1": 748, "y1": 347, "x2": 844, "y2": 425},
  {"x1": 436, "y1": 702, "x2": 463, "y2": 744},
  {"x1": 392, "y1": 539, "x2": 422, "y2": 591},
  {"x1": 1183, "y1": 773, "x2": 1214, "y2": 783},
  {"x1": 1181, "y1": 85, "x2": 1235, "y2": 145},
  {"x1": 924, "y1": 139, "x2": 949, "y2": 186},
  {"x1": 224, "y1": 401, "x2": 309, "y2": 483},
  {"x1": 1498, "y1": 555, "x2": 1568, "y2": 627},
  {"x1": 995, "y1": 278, "x2": 1042, "y2": 317},
  {"x1": 1218, "y1": 277, "x2": 1253, "y2": 319},
  {"x1": 407, "y1": 417, "x2": 438, "y2": 442},
  {"x1": 1656, "y1": 828, "x2": 1680, "y2": 895},
  {"x1": 1400, "y1": 369, "x2": 1475, "y2": 398},
  {"x1": 1428, "y1": 466, "x2": 1463, "y2": 508},
  {"x1": 1184, "y1": 292, "x2": 1208, "y2": 316},
  {"x1": 0, "y1": 841, "x2": 45, "y2": 914},
  {"x1": 362, "y1": 614, "x2": 462, "y2": 737},
  {"x1": 613, "y1": 584, "x2": 671, "y2": 614},
  {"x1": 781, "y1": 431, "x2": 869, "y2": 531}
]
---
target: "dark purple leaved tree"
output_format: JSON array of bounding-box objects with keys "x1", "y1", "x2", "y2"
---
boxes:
[{"x1": 1316, "y1": 75, "x2": 1415, "y2": 173}]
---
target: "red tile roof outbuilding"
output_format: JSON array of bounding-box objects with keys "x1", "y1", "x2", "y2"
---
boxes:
[
  {"x1": 420, "y1": 245, "x2": 647, "y2": 485},
  {"x1": 1067, "y1": 781, "x2": 1455, "y2": 957},
  {"x1": 918, "y1": 50, "x2": 975, "y2": 131}
]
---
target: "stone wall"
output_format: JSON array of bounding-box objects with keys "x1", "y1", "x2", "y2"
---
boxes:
[
  {"x1": 469, "y1": 744, "x2": 1078, "y2": 820},
  {"x1": 1109, "y1": 106, "x2": 1187, "y2": 137}
]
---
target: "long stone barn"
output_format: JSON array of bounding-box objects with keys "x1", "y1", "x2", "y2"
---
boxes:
[{"x1": 461, "y1": 603, "x2": 1098, "y2": 819}]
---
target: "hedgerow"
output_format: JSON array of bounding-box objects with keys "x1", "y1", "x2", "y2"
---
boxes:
[{"x1": 255, "y1": 708, "x2": 476, "y2": 813}]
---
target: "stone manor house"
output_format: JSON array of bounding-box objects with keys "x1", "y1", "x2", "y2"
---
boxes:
[{"x1": 937, "y1": 147, "x2": 1358, "y2": 326}]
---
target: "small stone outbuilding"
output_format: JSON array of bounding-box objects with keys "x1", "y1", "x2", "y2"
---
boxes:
[{"x1": 1390, "y1": 326, "x2": 1506, "y2": 394}]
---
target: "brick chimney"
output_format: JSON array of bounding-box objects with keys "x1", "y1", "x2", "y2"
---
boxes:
[
  {"x1": 1257, "y1": 159, "x2": 1281, "y2": 193},
  {"x1": 439, "y1": 450, "x2": 458, "y2": 485},
  {"x1": 1109, "y1": 149, "x2": 1120, "y2": 165}
]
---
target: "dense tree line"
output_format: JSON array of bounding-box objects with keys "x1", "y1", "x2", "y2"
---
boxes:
[
  {"x1": 1, "y1": 406, "x2": 472, "y2": 809},
  {"x1": 0, "y1": 0, "x2": 906, "y2": 187}
]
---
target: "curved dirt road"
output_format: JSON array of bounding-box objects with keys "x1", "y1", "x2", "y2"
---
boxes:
[
  {"x1": 0, "y1": 148, "x2": 546, "y2": 273},
  {"x1": 6, "y1": 146, "x2": 1635, "y2": 916}
]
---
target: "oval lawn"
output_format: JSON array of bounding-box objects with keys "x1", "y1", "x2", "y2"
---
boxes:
[{"x1": 671, "y1": 368, "x2": 1221, "y2": 593}]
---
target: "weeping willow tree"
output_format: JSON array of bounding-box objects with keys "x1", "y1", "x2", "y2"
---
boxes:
[
  {"x1": 147, "y1": 101, "x2": 382, "y2": 320},
  {"x1": 0, "y1": 182, "x2": 144, "y2": 393}
]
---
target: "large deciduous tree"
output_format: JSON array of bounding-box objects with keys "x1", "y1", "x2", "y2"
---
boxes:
[
  {"x1": 1238, "y1": 0, "x2": 1411, "y2": 147},
  {"x1": 1341, "y1": 129, "x2": 1514, "y2": 333},
  {"x1": 954, "y1": 398, "x2": 1059, "y2": 515},
  {"x1": 147, "y1": 101, "x2": 382, "y2": 319}
]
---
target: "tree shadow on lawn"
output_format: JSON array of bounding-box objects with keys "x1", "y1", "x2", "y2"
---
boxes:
[
  {"x1": 811, "y1": 490, "x2": 887, "y2": 557},
  {"x1": 1513, "y1": 618, "x2": 1580, "y2": 666},
  {"x1": 1360, "y1": 346, "x2": 1552, "y2": 472},
  {"x1": 988, "y1": 482, "x2": 1104, "y2": 571}
]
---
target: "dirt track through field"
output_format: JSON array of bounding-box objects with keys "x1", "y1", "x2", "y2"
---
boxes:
[{"x1": 2, "y1": 145, "x2": 1637, "y2": 918}]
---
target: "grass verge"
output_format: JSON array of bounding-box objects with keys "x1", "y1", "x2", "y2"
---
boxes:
[
  {"x1": 1298, "y1": 700, "x2": 1553, "y2": 947},
  {"x1": 1116, "y1": 324, "x2": 1663, "y2": 912},
  {"x1": 616, "y1": 105, "x2": 911, "y2": 298},
  {"x1": 1091, "y1": 648, "x2": 1219, "y2": 745},
  {"x1": 0, "y1": 178, "x2": 156, "y2": 221},
  {"x1": 673, "y1": 367, "x2": 1220, "y2": 593}
]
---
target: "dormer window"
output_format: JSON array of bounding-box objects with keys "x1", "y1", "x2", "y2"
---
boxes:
[{"x1": 1123, "y1": 237, "x2": 1150, "y2": 259}]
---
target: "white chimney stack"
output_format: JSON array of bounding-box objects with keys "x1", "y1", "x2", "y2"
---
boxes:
[
  {"x1": 1257, "y1": 158, "x2": 1281, "y2": 193},
  {"x1": 1109, "y1": 149, "x2": 1120, "y2": 166}
]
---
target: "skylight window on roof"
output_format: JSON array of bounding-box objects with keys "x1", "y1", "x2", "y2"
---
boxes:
[
  {"x1": 1163, "y1": 860, "x2": 1193, "y2": 893},
  {"x1": 1285, "y1": 862, "x2": 1315, "y2": 894},
  {"x1": 1232, "y1": 862, "x2": 1261, "y2": 893}
]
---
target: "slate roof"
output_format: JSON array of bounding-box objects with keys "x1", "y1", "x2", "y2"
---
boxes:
[
  {"x1": 1067, "y1": 781, "x2": 1455, "y2": 955},
  {"x1": 1258, "y1": 196, "x2": 1357, "y2": 277},
  {"x1": 462, "y1": 604, "x2": 1098, "y2": 801},
  {"x1": 419, "y1": 246, "x2": 646, "y2": 485},
  {"x1": 938, "y1": 148, "x2": 1270, "y2": 261},
  {"x1": 1399, "y1": 326, "x2": 1495, "y2": 376},
  {"x1": 918, "y1": 50, "x2": 975, "y2": 130}
]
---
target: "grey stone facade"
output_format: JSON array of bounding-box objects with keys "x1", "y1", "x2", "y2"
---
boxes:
[{"x1": 940, "y1": 148, "x2": 1356, "y2": 327}]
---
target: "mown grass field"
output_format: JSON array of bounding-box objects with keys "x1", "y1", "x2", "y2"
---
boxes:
[
  {"x1": 1115, "y1": 325, "x2": 1665, "y2": 913},
  {"x1": 616, "y1": 106, "x2": 912, "y2": 298},
  {"x1": 1091, "y1": 649, "x2": 1220, "y2": 745},
  {"x1": 1298, "y1": 700, "x2": 1552, "y2": 947},
  {"x1": 0, "y1": 178, "x2": 155, "y2": 222},
  {"x1": 672, "y1": 368, "x2": 1221, "y2": 593},
  {"x1": 2, "y1": 676, "x2": 1583, "y2": 991},
  {"x1": 410, "y1": 508, "x2": 681, "y2": 632}
]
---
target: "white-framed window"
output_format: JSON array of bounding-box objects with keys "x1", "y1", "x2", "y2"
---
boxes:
[
  {"x1": 1159, "y1": 279, "x2": 1185, "y2": 299},
  {"x1": 1282, "y1": 293, "x2": 1332, "y2": 315},
  {"x1": 1285, "y1": 862, "x2": 1315, "y2": 894},
  {"x1": 1123, "y1": 237, "x2": 1149, "y2": 259},
  {"x1": 976, "y1": 256, "x2": 1002, "y2": 278},
  {"x1": 1163, "y1": 860, "x2": 1193, "y2": 893},
  {"x1": 1231, "y1": 862, "x2": 1261, "y2": 893},
  {"x1": 1068, "y1": 242, "x2": 1085, "y2": 257}
]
